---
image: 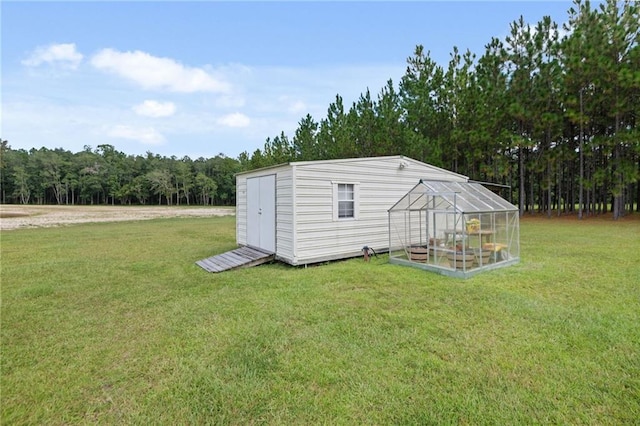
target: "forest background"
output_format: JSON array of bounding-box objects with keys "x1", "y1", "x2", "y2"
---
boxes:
[{"x1": 1, "y1": 0, "x2": 638, "y2": 219}]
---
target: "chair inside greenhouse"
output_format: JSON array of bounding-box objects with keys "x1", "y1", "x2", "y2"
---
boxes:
[{"x1": 388, "y1": 180, "x2": 520, "y2": 278}]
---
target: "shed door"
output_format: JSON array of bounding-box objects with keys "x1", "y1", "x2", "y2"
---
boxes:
[{"x1": 246, "y1": 175, "x2": 276, "y2": 252}]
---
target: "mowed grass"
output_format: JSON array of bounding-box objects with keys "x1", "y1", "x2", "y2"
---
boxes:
[{"x1": 1, "y1": 214, "x2": 639, "y2": 424}]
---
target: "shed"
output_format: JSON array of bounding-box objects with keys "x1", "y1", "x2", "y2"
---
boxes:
[
  {"x1": 388, "y1": 179, "x2": 520, "y2": 278},
  {"x1": 236, "y1": 156, "x2": 467, "y2": 266}
]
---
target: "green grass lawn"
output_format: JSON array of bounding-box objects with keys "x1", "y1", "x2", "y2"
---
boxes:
[{"x1": 2, "y1": 215, "x2": 639, "y2": 424}]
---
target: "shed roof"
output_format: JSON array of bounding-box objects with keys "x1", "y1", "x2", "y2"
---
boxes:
[
  {"x1": 235, "y1": 155, "x2": 468, "y2": 180},
  {"x1": 390, "y1": 180, "x2": 518, "y2": 213}
]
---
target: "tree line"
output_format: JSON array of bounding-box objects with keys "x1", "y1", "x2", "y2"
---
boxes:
[
  {"x1": 1, "y1": 0, "x2": 638, "y2": 218},
  {"x1": 0, "y1": 142, "x2": 240, "y2": 206},
  {"x1": 242, "y1": 0, "x2": 639, "y2": 219}
]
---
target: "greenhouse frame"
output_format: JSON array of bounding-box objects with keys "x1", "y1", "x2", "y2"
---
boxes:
[{"x1": 388, "y1": 180, "x2": 520, "y2": 278}]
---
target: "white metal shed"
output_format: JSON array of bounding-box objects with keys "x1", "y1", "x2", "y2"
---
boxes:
[{"x1": 235, "y1": 156, "x2": 468, "y2": 266}]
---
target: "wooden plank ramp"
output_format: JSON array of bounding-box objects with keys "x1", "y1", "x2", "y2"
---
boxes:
[{"x1": 196, "y1": 246, "x2": 275, "y2": 273}]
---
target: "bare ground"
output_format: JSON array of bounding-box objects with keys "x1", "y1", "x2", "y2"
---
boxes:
[{"x1": 0, "y1": 204, "x2": 235, "y2": 231}]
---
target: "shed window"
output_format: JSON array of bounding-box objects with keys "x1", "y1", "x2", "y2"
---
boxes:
[
  {"x1": 338, "y1": 184, "x2": 354, "y2": 218},
  {"x1": 333, "y1": 182, "x2": 359, "y2": 221}
]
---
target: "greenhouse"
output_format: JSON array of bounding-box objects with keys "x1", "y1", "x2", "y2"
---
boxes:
[{"x1": 388, "y1": 180, "x2": 520, "y2": 278}]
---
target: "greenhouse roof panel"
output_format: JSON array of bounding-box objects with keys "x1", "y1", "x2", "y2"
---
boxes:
[{"x1": 390, "y1": 180, "x2": 518, "y2": 213}]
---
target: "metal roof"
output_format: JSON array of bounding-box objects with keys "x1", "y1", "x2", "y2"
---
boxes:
[
  {"x1": 235, "y1": 155, "x2": 468, "y2": 180},
  {"x1": 389, "y1": 180, "x2": 518, "y2": 213}
]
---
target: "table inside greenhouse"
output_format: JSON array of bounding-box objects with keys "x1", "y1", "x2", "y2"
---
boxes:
[
  {"x1": 443, "y1": 229, "x2": 495, "y2": 246},
  {"x1": 442, "y1": 229, "x2": 462, "y2": 245},
  {"x1": 467, "y1": 229, "x2": 495, "y2": 245}
]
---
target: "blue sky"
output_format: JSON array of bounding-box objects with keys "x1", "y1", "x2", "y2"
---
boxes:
[{"x1": 2, "y1": 1, "x2": 573, "y2": 159}]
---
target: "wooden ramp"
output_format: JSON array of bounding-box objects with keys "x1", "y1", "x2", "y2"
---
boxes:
[{"x1": 196, "y1": 246, "x2": 275, "y2": 273}]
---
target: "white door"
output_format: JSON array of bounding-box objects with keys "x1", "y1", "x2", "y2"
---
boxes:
[{"x1": 246, "y1": 175, "x2": 276, "y2": 252}]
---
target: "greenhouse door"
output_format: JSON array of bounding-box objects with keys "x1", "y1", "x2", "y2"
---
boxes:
[{"x1": 246, "y1": 175, "x2": 276, "y2": 252}]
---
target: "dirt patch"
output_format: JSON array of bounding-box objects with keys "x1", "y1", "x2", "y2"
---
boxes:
[{"x1": 0, "y1": 205, "x2": 235, "y2": 231}]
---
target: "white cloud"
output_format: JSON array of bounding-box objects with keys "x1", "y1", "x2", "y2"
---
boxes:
[
  {"x1": 22, "y1": 43, "x2": 83, "y2": 69},
  {"x1": 288, "y1": 100, "x2": 307, "y2": 115},
  {"x1": 108, "y1": 125, "x2": 165, "y2": 145},
  {"x1": 274, "y1": 96, "x2": 307, "y2": 115},
  {"x1": 91, "y1": 48, "x2": 230, "y2": 93},
  {"x1": 5, "y1": 58, "x2": 405, "y2": 158},
  {"x1": 133, "y1": 100, "x2": 176, "y2": 118},
  {"x1": 217, "y1": 113, "x2": 250, "y2": 128}
]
